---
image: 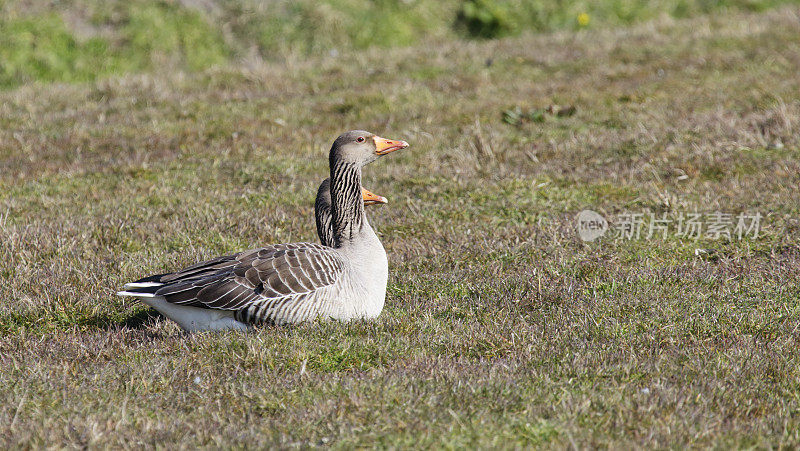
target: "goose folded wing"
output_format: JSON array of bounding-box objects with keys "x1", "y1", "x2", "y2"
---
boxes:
[{"x1": 152, "y1": 243, "x2": 344, "y2": 312}]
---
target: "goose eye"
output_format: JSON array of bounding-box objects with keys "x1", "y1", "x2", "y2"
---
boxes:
[{"x1": 356, "y1": 136, "x2": 365, "y2": 143}]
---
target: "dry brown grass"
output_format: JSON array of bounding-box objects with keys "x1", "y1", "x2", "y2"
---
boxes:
[{"x1": 1, "y1": 7, "x2": 799, "y2": 448}]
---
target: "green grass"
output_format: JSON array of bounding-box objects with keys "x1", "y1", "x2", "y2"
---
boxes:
[
  {"x1": 0, "y1": 1, "x2": 229, "y2": 88},
  {"x1": 1, "y1": 3, "x2": 800, "y2": 448},
  {"x1": 2, "y1": 0, "x2": 800, "y2": 87}
]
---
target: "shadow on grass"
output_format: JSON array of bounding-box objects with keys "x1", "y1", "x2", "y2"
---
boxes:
[
  {"x1": 102, "y1": 309, "x2": 163, "y2": 330},
  {"x1": 0, "y1": 308, "x2": 164, "y2": 335}
]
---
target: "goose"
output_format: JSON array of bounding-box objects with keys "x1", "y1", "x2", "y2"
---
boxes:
[
  {"x1": 315, "y1": 178, "x2": 387, "y2": 247},
  {"x1": 117, "y1": 131, "x2": 408, "y2": 331}
]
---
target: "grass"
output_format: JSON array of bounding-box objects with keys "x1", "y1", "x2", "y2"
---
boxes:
[
  {"x1": 1, "y1": 3, "x2": 800, "y2": 448},
  {"x1": 0, "y1": 1, "x2": 228, "y2": 88},
  {"x1": 2, "y1": 0, "x2": 800, "y2": 87}
]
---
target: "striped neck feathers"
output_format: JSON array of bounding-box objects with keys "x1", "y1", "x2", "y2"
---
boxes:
[
  {"x1": 330, "y1": 161, "x2": 365, "y2": 247},
  {"x1": 314, "y1": 182, "x2": 334, "y2": 247}
]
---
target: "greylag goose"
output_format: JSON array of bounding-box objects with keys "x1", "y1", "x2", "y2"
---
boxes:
[
  {"x1": 117, "y1": 131, "x2": 408, "y2": 331},
  {"x1": 315, "y1": 178, "x2": 387, "y2": 247}
]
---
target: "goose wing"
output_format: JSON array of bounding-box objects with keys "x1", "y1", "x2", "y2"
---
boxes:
[{"x1": 130, "y1": 243, "x2": 344, "y2": 324}]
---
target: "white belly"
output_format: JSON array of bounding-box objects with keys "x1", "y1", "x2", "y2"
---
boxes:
[
  {"x1": 330, "y1": 233, "x2": 388, "y2": 320},
  {"x1": 140, "y1": 296, "x2": 250, "y2": 332}
]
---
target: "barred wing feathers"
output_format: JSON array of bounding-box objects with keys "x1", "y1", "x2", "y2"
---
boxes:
[{"x1": 134, "y1": 243, "x2": 344, "y2": 325}]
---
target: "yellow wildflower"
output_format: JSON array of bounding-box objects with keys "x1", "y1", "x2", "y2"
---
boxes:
[{"x1": 577, "y1": 12, "x2": 590, "y2": 27}]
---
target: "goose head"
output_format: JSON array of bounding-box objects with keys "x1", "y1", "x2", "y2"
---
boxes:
[
  {"x1": 330, "y1": 130, "x2": 409, "y2": 167},
  {"x1": 362, "y1": 187, "x2": 388, "y2": 206},
  {"x1": 316, "y1": 178, "x2": 388, "y2": 209}
]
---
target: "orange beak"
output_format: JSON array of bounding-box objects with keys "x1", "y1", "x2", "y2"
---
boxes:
[
  {"x1": 373, "y1": 135, "x2": 409, "y2": 156},
  {"x1": 361, "y1": 187, "x2": 388, "y2": 206}
]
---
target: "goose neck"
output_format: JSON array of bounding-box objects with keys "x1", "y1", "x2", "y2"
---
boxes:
[
  {"x1": 330, "y1": 161, "x2": 365, "y2": 247},
  {"x1": 314, "y1": 191, "x2": 334, "y2": 247}
]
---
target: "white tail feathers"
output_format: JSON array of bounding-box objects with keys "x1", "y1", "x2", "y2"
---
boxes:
[
  {"x1": 116, "y1": 290, "x2": 158, "y2": 298},
  {"x1": 123, "y1": 281, "x2": 163, "y2": 289}
]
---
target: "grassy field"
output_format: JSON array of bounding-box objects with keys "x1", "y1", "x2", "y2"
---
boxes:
[
  {"x1": 2, "y1": 0, "x2": 800, "y2": 87},
  {"x1": 2, "y1": 3, "x2": 800, "y2": 448}
]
